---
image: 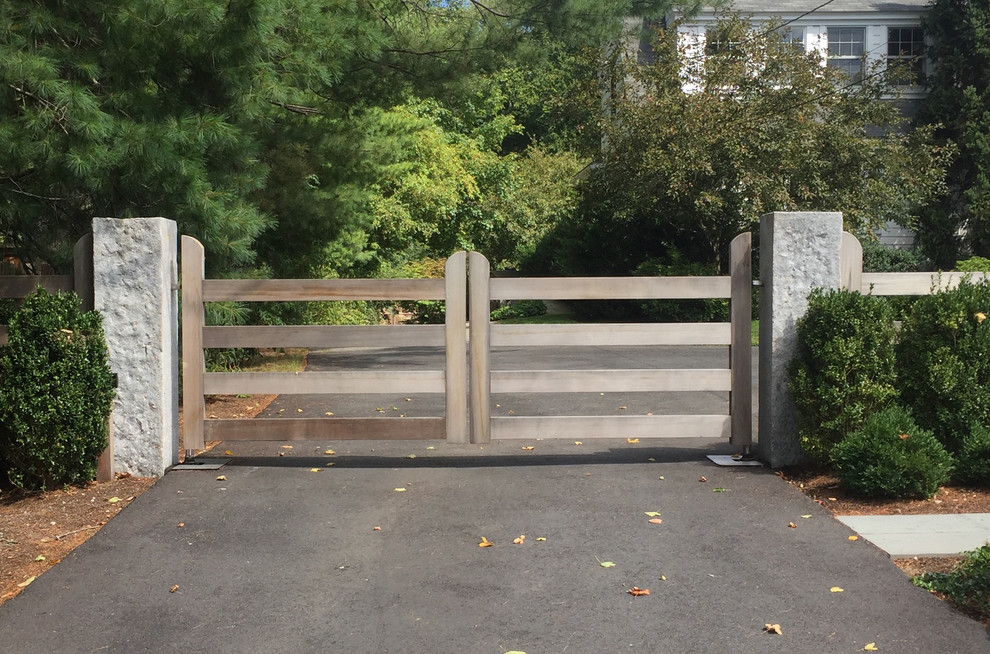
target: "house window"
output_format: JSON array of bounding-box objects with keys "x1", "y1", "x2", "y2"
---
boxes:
[
  {"x1": 827, "y1": 26, "x2": 865, "y2": 80},
  {"x1": 706, "y1": 25, "x2": 746, "y2": 58},
  {"x1": 887, "y1": 27, "x2": 924, "y2": 85},
  {"x1": 779, "y1": 26, "x2": 805, "y2": 49}
]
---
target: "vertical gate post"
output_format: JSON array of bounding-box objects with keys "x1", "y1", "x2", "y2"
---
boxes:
[
  {"x1": 444, "y1": 252, "x2": 469, "y2": 443},
  {"x1": 468, "y1": 252, "x2": 491, "y2": 444},
  {"x1": 729, "y1": 232, "x2": 753, "y2": 452},
  {"x1": 759, "y1": 212, "x2": 843, "y2": 467},
  {"x1": 93, "y1": 218, "x2": 179, "y2": 477},
  {"x1": 180, "y1": 236, "x2": 206, "y2": 454},
  {"x1": 840, "y1": 232, "x2": 863, "y2": 292},
  {"x1": 74, "y1": 233, "x2": 114, "y2": 482}
]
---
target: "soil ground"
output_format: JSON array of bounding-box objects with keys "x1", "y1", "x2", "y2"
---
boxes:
[{"x1": 2, "y1": 349, "x2": 988, "y2": 620}]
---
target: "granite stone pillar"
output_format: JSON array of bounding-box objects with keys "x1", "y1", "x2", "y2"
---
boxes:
[
  {"x1": 758, "y1": 212, "x2": 843, "y2": 467},
  {"x1": 92, "y1": 218, "x2": 179, "y2": 476}
]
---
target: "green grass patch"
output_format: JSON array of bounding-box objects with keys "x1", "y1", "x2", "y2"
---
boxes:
[
  {"x1": 751, "y1": 320, "x2": 759, "y2": 346},
  {"x1": 240, "y1": 348, "x2": 308, "y2": 373}
]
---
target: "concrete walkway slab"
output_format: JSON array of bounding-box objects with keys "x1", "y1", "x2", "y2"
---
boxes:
[
  {"x1": 1, "y1": 439, "x2": 987, "y2": 654},
  {"x1": 836, "y1": 513, "x2": 990, "y2": 557}
]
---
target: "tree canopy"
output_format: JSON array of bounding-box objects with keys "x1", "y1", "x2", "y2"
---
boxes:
[
  {"x1": 0, "y1": 0, "x2": 685, "y2": 274},
  {"x1": 532, "y1": 15, "x2": 952, "y2": 275},
  {"x1": 915, "y1": 0, "x2": 990, "y2": 267}
]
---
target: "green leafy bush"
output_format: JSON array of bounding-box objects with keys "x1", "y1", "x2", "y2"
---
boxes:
[
  {"x1": 635, "y1": 253, "x2": 729, "y2": 323},
  {"x1": 788, "y1": 288, "x2": 898, "y2": 463},
  {"x1": 831, "y1": 405, "x2": 954, "y2": 499},
  {"x1": 896, "y1": 278, "x2": 990, "y2": 452},
  {"x1": 0, "y1": 289, "x2": 115, "y2": 489},
  {"x1": 490, "y1": 300, "x2": 547, "y2": 321},
  {"x1": 914, "y1": 544, "x2": 990, "y2": 621},
  {"x1": 862, "y1": 240, "x2": 925, "y2": 273},
  {"x1": 954, "y1": 423, "x2": 990, "y2": 487},
  {"x1": 955, "y1": 256, "x2": 990, "y2": 272}
]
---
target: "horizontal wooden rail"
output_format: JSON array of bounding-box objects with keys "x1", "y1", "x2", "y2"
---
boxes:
[
  {"x1": 205, "y1": 417, "x2": 444, "y2": 441},
  {"x1": 490, "y1": 322, "x2": 731, "y2": 347},
  {"x1": 203, "y1": 324, "x2": 445, "y2": 349},
  {"x1": 489, "y1": 276, "x2": 731, "y2": 301},
  {"x1": 490, "y1": 415, "x2": 731, "y2": 440},
  {"x1": 0, "y1": 275, "x2": 74, "y2": 297},
  {"x1": 202, "y1": 278, "x2": 446, "y2": 302},
  {"x1": 490, "y1": 369, "x2": 731, "y2": 393},
  {"x1": 861, "y1": 271, "x2": 990, "y2": 296},
  {"x1": 203, "y1": 370, "x2": 446, "y2": 395}
]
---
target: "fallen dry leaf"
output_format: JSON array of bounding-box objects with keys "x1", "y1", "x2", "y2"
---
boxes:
[
  {"x1": 169, "y1": 585, "x2": 179, "y2": 593},
  {"x1": 535, "y1": 537, "x2": 546, "y2": 541},
  {"x1": 406, "y1": 454, "x2": 417, "y2": 459},
  {"x1": 394, "y1": 487, "x2": 406, "y2": 492},
  {"x1": 216, "y1": 475, "x2": 226, "y2": 481},
  {"x1": 830, "y1": 587, "x2": 844, "y2": 593},
  {"x1": 513, "y1": 535, "x2": 526, "y2": 544},
  {"x1": 325, "y1": 462, "x2": 335, "y2": 467},
  {"x1": 848, "y1": 535, "x2": 860, "y2": 541},
  {"x1": 297, "y1": 408, "x2": 303, "y2": 413},
  {"x1": 521, "y1": 446, "x2": 534, "y2": 451},
  {"x1": 309, "y1": 468, "x2": 322, "y2": 473},
  {"x1": 763, "y1": 623, "x2": 782, "y2": 635},
  {"x1": 281, "y1": 445, "x2": 293, "y2": 449},
  {"x1": 619, "y1": 406, "x2": 627, "y2": 410},
  {"x1": 627, "y1": 587, "x2": 650, "y2": 596},
  {"x1": 801, "y1": 514, "x2": 812, "y2": 519},
  {"x1": 864, "y1": 643, "x2": 878, "y2": 651},
  {"x1": 479, "y1": 536, "x2": 494, "y2": 547},
  {"x1": 600, "y1": 561, "x2": 616, "y2": 568},
  {"x1": 225, "y1": 450, "x2": 233, "y2": 456},
  {"x1": 788, "y1": 522, "x2": 797, "y2": 528},
  {"x1": 574, "y1": 441, "x2": 583, "y2": 445},
  {"x1": 325, "y1": 412, "x2": 334, "y2": 416},
  {"x1": 373, "y1": 526, "x2": 381, "y2": 531},
  {"x1": 648, "y1": 518, "x2": 663, "y2": 525},
  {"x1": 17, "y1": 576, "x2": 36, "y2": 588},
  {"x1": 177, "y1": 522, "x2": 185, "y2": 528},
  {"x1": 107, "y1": 497, "x2": 122, "y2": 503},
  {"x1": 644, "y1": 511, "x2": 661, "y2": 517},
  {"x1": 898, "y1": 433, "x2": 910, "y2": 440},
  {"x1": 34, "y1": 555, "x2": 46, "y2": 562},
  {"x1": 659, "y1": 575, "x2": 667, "y2": 581},
  {"x1": 712, "y1": 487, "x2": 727, "y2": 493},
  {"x1": 426, "y1": 446, "x2": 435, "y2": 450},
  {"x1": 626, "y1": 438, "x2": 639, "y2": 443},
  {"x1": 699, "y1": 476, "x2": 707, "y2": 483},
  {"x1": 324, "y1": 449, "x2": 336, "y2": 455}
]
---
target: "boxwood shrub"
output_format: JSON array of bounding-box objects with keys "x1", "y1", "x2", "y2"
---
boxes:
[
  {"x1": 831, "y1": 405, "x2": 954, "y2": 499},
  {"x1": 896, "y1": 277, "x2": 990, "y2": 453},
  {"x1": 0, "y1": 288, "x2": 115, "y2": 489},
  {"x1": 788, "y1": 288, "x2": 898, "y2": 463},
  {"x1": 954, "y1": 423, "x2": 990, "y2": 487}
]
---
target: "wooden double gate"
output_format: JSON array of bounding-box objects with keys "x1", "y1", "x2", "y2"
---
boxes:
[{"x1": 181, "y1": 234, "x2": 753, "y2": 453}]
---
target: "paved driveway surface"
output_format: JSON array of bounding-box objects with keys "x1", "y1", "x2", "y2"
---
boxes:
[{"x1": 1, "y1": 439, "x2": 987, "y2": 654}]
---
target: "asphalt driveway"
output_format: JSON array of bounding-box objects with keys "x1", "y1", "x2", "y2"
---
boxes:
[{"x1": 1, "y1": 438, "x2": 987, "y2": 653}]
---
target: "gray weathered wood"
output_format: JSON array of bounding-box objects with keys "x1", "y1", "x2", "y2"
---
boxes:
[
  {"x1": 180, "y1": 236, "x2": 207, "y2": 452},
  {"x1": 0, "y1": 275, "x2": 73, "y2": 297},
  {"x1": 729, "y1": 231, "x2": 753, "y2": 450},
  {"x1": 491, "y1": 322, "x2": 732, "y2": 347},
  {"x1": 203, "y1": 370, "x2": 446, "y2": 395},
  {"x1": 489, "y1": 276, "x2": 731, "y2": 301},
  {"x1": 202, "y1": 278, "x2": 445, "y2": 302},
  {"x1": 469, "y1": 251, "x2": 492, "y2": 444},
  {"x1": 840, "y1": 231, "x2": 863, "y2": 293},
  {"x1": 861, "y1": 271, "x2": 988, "y2": 296},
  {"x1": 96, "y1": 412, "x2": 113, "y2": 482},
  {"x1": 203, "y1": 324, "x2": 445, "y2": 349},
  {"x1": 73, "y1": 233, "x2": 94, "y2": 312},
  {"x1": 205, "y1": 417, "x2": 445, "y2": 441},
  {"x1": 444, "y1": 252, "x2": 469, "y2": 443},
  {"x1": 491, "y1": 415, "x2": 731, "y2": 440},
  {"x1": 491, "y1": 368, "x2": 731, "y2": 393}
]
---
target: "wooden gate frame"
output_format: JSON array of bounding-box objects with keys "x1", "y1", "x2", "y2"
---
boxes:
[
  {"x1": 181, "y1": 233, "x2": 752, "y2": 451},
  {"x1": 181, "y1": 237, "x2": 468, "y2": 451},
  {"x1": 467, "y1": 233, "x2": 752, "y2": 450}
]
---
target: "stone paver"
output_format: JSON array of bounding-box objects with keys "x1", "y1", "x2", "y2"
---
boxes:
[{"x1": 836, "y1": 513, "x2": 990, "y2": 557}]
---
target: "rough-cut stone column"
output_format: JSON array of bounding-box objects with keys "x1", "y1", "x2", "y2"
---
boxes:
[
  {"x1": 759, "y1": 212, "x2": 843, "y2": 467},
  {"x1": 92, "y1": 218, "x2": 179, "y2": 476}
]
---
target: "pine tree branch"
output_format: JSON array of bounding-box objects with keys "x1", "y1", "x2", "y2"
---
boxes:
[{"x1": 269, "y1": 101, "x2": 322, "y2": 116}]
